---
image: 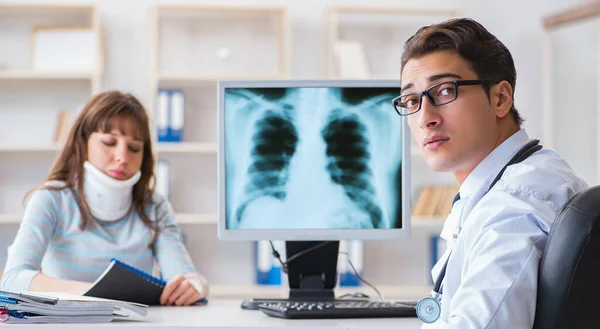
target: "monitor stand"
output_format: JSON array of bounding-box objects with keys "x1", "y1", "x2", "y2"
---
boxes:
[{"x1": 241, "y1": 240, "x2": 359, "y2": 310}]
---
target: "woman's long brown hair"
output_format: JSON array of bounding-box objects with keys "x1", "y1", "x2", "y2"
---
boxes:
[{"x1": 25, "y1": 90, "x2": 158, "y2": 239}]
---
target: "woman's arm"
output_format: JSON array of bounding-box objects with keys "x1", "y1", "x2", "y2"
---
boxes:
[
  {"x1": 1, "y1": 188, "x2": 91, "y2": 293},
  {"x1": 152, "y1": 198, "x2": 209, "y2": 306},
  {"x1": 1, "y1": 189, "x2": 58, "y2": 291}
]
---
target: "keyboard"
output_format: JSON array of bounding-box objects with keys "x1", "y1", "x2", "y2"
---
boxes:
[{"x1": 257, "y1": 300, "x2": 417, "y2": 319}]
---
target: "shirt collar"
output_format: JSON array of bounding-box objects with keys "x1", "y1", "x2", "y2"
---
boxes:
[{"x1": 459, "y1": 129, "x2": 531, "y2": 199}]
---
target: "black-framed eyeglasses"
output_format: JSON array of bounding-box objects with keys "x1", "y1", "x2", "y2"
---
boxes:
[{"x1": 391, "y1": 79, "x2": 494, "y2": 116}]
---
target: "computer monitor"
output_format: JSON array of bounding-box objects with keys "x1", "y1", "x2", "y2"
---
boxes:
[{"x1": 217, "y1": 80, "x2": 410, "y2": 304}]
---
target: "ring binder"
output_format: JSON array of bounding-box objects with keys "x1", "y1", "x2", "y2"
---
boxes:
[
  {"x1": 110, "y1": 258, "x2": 166, "y2": 287},
  {"x1": 84, "y1": 259, "x2": 207, "y2": 306}
]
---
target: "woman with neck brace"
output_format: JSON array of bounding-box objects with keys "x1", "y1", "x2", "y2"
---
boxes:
[{"x1": 0, "y1": 91, "x2": 208, "y2": 306}]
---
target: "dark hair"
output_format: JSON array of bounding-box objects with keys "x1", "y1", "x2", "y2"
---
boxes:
[
  {"x1": 25, "y1": 91, "x2": 159, "y2": 241},
  {"x1": 401, "y1": 18, "x2": 523, "y2": 126}
]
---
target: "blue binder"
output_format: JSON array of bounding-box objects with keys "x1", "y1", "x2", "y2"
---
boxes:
[
  {"x1": 156, "y1": 89, "x2": 185, "y2": 142},
  {"x1": 254, "y1": 241, "x2": 282, "y2": 285},
  {"x1": 339, "y1": 240, "x2": 363, "y2": 287}
]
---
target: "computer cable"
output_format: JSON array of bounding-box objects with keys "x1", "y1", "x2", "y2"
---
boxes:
[
  {"x1": 338, "y1": 250, "x2": 383, "y2": 301},
  {"x1": 268, "y1": 241, "x2": 331, "y2": 274},
  {"x1": 268, "y1": 241, "x2": 383, "y2": 301}
]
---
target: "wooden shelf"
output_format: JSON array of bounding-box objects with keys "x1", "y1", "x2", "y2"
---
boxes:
[
  {"x1": 157, "y1": 142, "x2": 217, "y2": 154},
  {"x1": 157, "y1": 73, "x2": 285, "y2": 85},
  {"x1": 0, "y1": 214, "x2": 21, "y2": 224},
  {"x1": 411, "y1": 216, "x2": 445, "y2": 228},
  {"x1": 0, "y1": 4, "x2": 95, "y2": 16},
  {"x1": 0, "y1": 144, "x2": 61, "y2": 152},
  {"x1": 175, "y1": 213, "x2": 217, "y2": 225},
  {"x1": 0, "y1": 71, "x2": 95, "y2": 81}
]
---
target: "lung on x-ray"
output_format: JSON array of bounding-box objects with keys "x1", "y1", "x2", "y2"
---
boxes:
[{"x1": 224, "y1": 86, "x2": 403, "y2": 230}]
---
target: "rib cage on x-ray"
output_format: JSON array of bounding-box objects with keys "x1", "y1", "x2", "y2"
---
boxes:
[
  {"x1": 224, "y1": 87, "x2": 402, "y2": 230},
  {"x1": 321, "y1": 112, "x2": 382, "y2": 228},
  {"x1": 235, "y1": 110, "x2": 299, "y2": 225}
]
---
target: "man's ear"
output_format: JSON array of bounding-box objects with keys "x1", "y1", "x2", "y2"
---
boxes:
[{"x1": 491, "y1": 81, "x2": 513, "y2": 118}]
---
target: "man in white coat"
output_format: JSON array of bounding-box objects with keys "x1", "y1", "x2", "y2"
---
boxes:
[{"x1": 394, "y1": 18, "x2": 588, "y2": 328}]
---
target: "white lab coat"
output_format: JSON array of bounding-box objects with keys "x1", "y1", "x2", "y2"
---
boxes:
[{"x1": 422, "y1": 129, "x2": 588, "y2": 329}]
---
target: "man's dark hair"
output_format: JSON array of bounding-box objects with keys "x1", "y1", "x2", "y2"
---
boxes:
[{"x1": 401, "y1": 18, "x2": 523, "y2": 126}]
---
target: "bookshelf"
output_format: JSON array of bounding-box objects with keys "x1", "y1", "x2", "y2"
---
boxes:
[
  {"x1": 0, "y1": 3, "x2": 103, "y2": 218},
  {"x1": 0, "y1": 72, "x2": 95, "y2": 81},
  {"x1": 147, "y1": 4, "x2": 291, "y2": 223}
]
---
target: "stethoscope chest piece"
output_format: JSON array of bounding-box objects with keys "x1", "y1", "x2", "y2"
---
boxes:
[{"x1": 416, "y1": 295, "x2": 441, "y2": 323}]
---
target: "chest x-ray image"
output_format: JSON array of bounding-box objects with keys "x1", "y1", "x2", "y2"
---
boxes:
[{"x1": 224, "y1": 85, "x2": 403, "y2": 230}]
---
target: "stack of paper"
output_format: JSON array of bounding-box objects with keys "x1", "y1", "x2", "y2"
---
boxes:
[{"x1": 0, "y1": 289, "x2": 147, "y2": 324}]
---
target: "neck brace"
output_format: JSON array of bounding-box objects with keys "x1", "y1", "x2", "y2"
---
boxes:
[{"x1": 83, "y1": 161, "x2": 142, "y2": 222}]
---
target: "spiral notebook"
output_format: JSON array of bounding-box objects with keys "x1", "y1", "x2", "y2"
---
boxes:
[{"x1": 83, "y1": 259, "x2": 165, "y2": 305}]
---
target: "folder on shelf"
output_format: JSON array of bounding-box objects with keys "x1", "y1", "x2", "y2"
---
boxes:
[
  {"x1": 338, "y1": 240, "x2": 363, "y2": 287},
  {"x1": 156, "y1": 89, "x2": 186, "y2": 143},
  {"x1": 255, "y1": 241, "x2": 283, "y2": 285},
  {"x1": 0, "y1": 288, "x2": 147, "y2": 324},
  {"x1": 170, "y1": 90, "x2": 185, "y2": 142},
  {"x1": 156, "y1": 89, "x2": 170, "y2": 142},
  {"x1": 412, "y1": 185, "x2": 460, "y2": 217}
]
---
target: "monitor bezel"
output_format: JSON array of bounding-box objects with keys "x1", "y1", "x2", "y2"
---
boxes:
[{"x1": 217, "y1": 79, "x2": 411, "y2": 241}]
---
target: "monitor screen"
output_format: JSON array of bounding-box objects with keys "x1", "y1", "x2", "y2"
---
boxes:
[{"x1": 218, "y1": 80, "x2": 410, "y2": 241}]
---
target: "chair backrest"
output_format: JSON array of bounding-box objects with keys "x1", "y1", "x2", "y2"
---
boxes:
[{"x1": 533, "y1": 186, "x2": 600, "y2": 329}]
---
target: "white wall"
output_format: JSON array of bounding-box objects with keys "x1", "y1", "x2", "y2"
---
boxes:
[{"x1": 0, "y1": 0, "x2": 594, "y2": 287}]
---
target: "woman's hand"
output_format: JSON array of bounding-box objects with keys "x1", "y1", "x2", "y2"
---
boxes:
[{"x1": 160, "y1": 274, "x2": 209, "y2": 306}]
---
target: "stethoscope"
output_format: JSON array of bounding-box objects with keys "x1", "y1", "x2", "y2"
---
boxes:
[{"x1": 416, "y1": 139, "x2": 543, "y2": 323}]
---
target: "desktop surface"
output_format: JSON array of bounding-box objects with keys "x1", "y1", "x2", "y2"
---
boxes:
[{"x1": 14, "y1": 299, "x2": 423, "y2": 329}]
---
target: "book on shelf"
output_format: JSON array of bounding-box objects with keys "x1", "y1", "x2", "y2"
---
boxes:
[
  {"x1": 255, "y1": 241, "x2": 284, "y2": 286},
  {"x1": 333, "y1": 40, "x2": 371, "y2": 79},
  {"x1": 412, "y1": 185, "x2": 459, "y2": 218},
  {"x1": 338, "y1": 240, "x2": 363, "y2": 287},
  {"x1": 53, "y1": 109, "x2": 75, "y2": 144}
]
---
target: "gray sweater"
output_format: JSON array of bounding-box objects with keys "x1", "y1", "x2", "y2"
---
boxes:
[{"x1": 1, "y1": 185, "x2": 197, "y2": 292}]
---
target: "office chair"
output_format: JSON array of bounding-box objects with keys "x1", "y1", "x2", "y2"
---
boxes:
[{"x1": 533, "y1": 186, "x2": 600, "y2": 329}]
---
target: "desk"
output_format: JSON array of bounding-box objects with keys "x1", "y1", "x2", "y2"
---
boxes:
[{"x1": 10, "y1": 300, "x2": 424, "y2": 329}]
